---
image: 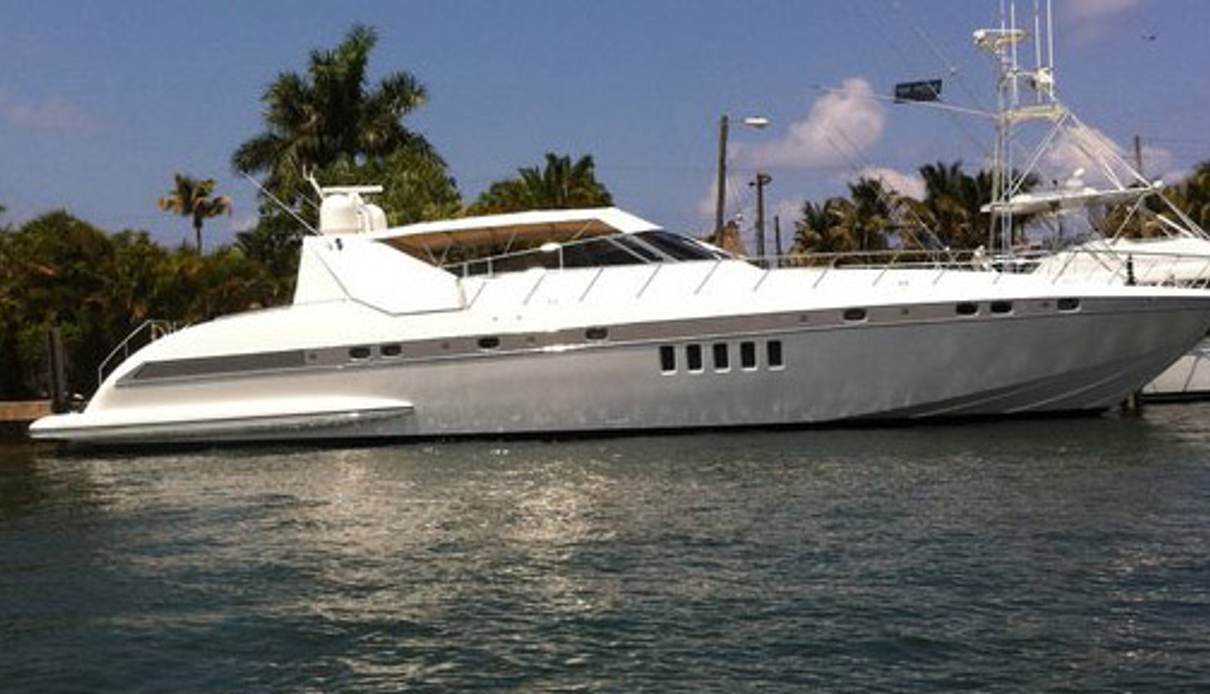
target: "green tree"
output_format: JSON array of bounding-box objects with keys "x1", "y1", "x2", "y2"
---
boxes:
[
  {"x1": 1164, "y1": 161, "x2": 1210, "y2": 231},
  {"x1": 320, "y1": 147, "x2": 461, "y2": 226},
  {"x1": 231, "y1": 24, "x2": 437, "y2": 205},
  {"x1": 158, "y1": 174, "x2": 232, "y2": 252},
  {"x1": 792, "y1": 178, "x2": 897, "y2": 255},
  {"x1": 234, "y1": 203, "x2": 304, "y2": 303},
  {"x1": 0, "y1": 212, "x2": 119, "y2": 397},
  {"x1": 910, "y1": 161, "x2": 1038, "y2": 249},
  {"x1": 469, "y1": 153, "x2": 612, "y2": 214}
]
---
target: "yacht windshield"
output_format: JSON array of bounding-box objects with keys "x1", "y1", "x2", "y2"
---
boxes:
[
  {"x1": 632, "y1": 231, "x2": 729, "y2": 261},
  {"x1": 445, "y1": 230, "x2": 729, "y2": 277}
]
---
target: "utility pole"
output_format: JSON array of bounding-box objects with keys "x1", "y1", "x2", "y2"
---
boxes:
[
  {"x1": 750, "y1": 172, "x2": 772, "y2": 263},
  {"x1": 773, "y1": 214, "x2": 783, "y2": 268},
  {"x1": 714, "y1": 115, "x2": 729, "y2": 237},
  {"x1": 1133, "y1": 134, "x2": 1145, "y2": 178}
]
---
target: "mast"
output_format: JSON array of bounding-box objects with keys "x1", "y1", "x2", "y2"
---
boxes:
[{"x1": 974, "y1": 0, "x2": 1062, "y2": 258}]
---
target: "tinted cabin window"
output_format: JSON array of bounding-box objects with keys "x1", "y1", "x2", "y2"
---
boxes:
[
  {"x1": 1058, "y1": 298, "x2": 1081, "y2": 312},
  {"x1": 634, "y1": 231, "x2": 726, "y2": 260},
  {"x1": 686, "y1": 344, "x2": 703, "y2": 372},
  {"x1": 558, "y1": 236, "x2": 655, "y2": 269},
  {"x1": 380, "y1": 344, "x2": 402, "y2": 357},
  {"x1": 660, "y1": 345, "x2": 676, "y2": 373},
  {"x1": 585, "y1": 326, "x2": 609, "y2": 341},
  {"x1": 740, "y1": 342, "x2": 757, "y2": 370},
  {"x1": 477, "y1": 336, "x2": 501, "y2": 350},
  {"x1": 843, "y1": 308, "x2": 867, "y2": 322},
  {"x1": 955, "y1": 302, "x2": 978, "y2": 316},
  {"x1": 990, "y1": 301, "x2": 1013, "y2": 315},
  {"x1": 767, "y1": 340, "x2": 783, "y2": 368},
  {"x1": 349, "y1": 346, "x2": 372, "y2": 360},
  {"x1": 713, "y1": 343, "x2": 729, "y2": 371}
]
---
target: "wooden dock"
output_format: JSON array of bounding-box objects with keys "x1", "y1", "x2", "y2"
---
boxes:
[{"x1": 0, "y1": 401, "x2": 51, "y2": 437}]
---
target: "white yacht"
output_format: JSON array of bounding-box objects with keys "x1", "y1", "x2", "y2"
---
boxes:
[{"x1": 28, "y1": 187, "x2": 1210, "y2": 444}]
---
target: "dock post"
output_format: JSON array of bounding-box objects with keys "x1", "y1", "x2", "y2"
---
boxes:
[
  {"x1": 47, "y1": 327, "x2": 68, "y2": 414},
  {"x1": 1120, "y1": 390, "x2": 1144, "y2": 417}
]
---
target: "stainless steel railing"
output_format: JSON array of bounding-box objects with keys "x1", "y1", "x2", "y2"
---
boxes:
[{"x1": 96, "y1": 319, "x2": 180, "y2": 391}]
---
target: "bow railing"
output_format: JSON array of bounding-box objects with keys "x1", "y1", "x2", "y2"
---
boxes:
[{"x1": 96, "y1": 319, "x2": 181, "y2": 391}]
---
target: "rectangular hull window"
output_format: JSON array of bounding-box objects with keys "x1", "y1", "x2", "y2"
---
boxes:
[
  {"x1": 740, "y1": 342, "x2": 757, "y2": 370},
  {"x1": 713, "y1": 343, "x2": 729, "y2": 371},
  {"x1": 767, "y1": 340, "x2": 783, "y2": 368},
  {"x1": 686, "y1": 344, "x2": 703, "y2": 372},
  {"x1": 659, "y1": 345, "x2": 676, "y2": 373}
]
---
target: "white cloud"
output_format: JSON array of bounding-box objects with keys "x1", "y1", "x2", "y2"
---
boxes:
[
  {"x1": 738, "y1": 77, "x2": 885, "y2": 170},
  {"x1": 854, "y1": 166, "x2": 925, "y2": 200},
  {"x1": 1043, "y1": 123, "x2": 1172, "y2": 185},
  {"x1": 1067, "y1": 0, "x2": 1140, "y2": 20},
  {"x1": 0, "y1": 94, "x2": 98, "y2": 132},
  {"x1": 1064, "y1": 0, "x2": 1141, "y2": 43}
]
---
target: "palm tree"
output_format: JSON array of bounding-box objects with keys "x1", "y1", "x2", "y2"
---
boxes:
[
  {"x1": 917, "y1": 161, "x2": 980, "y2": 248},
  {"x1": 1174, "y1": 161, "x2": 1210, "y2": 230},
  {"x1": 232, "y1": 24, "x2": 437, "y2": 204},
  {"x1": 469, "y1": 153, "x2": 612, "y2": 214},
  {"x1": 915, "y1": 160, "x2": 1038, "y2": 249},
  {"x1": 845, "y1": 177, "x2": 894, "y2": 252},
  {"x1": 158, "y1": 174, "x2": 232, "y2": 252},
  {"x1": 793, "y1": 197, "x2": 856, "y2": 255}
]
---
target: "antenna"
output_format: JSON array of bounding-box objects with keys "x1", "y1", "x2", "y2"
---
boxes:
[
  {"x1": 240, "y1": 172, "x2": 319, "y2": 236},
  {"x1": 1033, "y1": 0, "x2": 1042, "y2": 104},
  {"x1": 1047, "y1": 0, "x2": 1055, "y2": 75}
]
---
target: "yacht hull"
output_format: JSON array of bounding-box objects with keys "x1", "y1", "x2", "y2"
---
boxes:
[{"x1": 29, "y1": 295, "x2": 1210, "y2": 444}]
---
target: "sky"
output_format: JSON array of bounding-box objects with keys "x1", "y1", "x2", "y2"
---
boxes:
[{"x1": 1, "y1": 0, "x2": 1207, "y2": 248}]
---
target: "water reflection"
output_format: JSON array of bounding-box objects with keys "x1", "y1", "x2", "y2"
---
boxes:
[{"x1": 3, "y1": 407, "x2": 1210, "y2": 689}]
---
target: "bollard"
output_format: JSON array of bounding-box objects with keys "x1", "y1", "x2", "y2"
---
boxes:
[{"x1": 1119, "y1": 390, "x2": 1144, "y2": 417}]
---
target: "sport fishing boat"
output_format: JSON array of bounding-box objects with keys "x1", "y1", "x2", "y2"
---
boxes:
[
  {"x1": 27, "y1": 184, "x2": 1210, "y2": 444},
  {"x1": 955, "y1": 2, "x2": 1210, "y2": 400}
]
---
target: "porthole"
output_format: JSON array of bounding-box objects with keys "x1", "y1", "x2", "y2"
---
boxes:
[
  {"x1": 1058, "y1": 298, "x2": 1081, "y2": 312},
  {"x1": 585, "y1": 326, "x2": 609, "y2": 341},
  {"x1": 349, "y1": 346, "x2": 372, "y2": 360},
  {"x1": 477, "y1": 336, "x2": 501, "y2": 350},
  {"x1": 990, "y1": 301, "x2": 1013, "y2": 315},
  {"x1": 955, "y1": 302, "x2": 978, "y2": 316},
  {"x1": 380, "y1": 344, "x2": 402, "y2": 357},
  {"x1": 843, "y1": 308, "x2": 867, "y2": 322}
]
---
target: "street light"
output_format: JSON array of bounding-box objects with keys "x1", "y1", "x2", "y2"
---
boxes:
[{"x1": 714, "y1": 114, "x2": 771, "y2": 238}]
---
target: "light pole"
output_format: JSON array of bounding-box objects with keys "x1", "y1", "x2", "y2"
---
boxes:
[
  {"x1": 714, "y1": 115, "x2": 770, "y2": 238},
  {"x1": 750, "y1": 171, "x2": 772, "y2": 263}
]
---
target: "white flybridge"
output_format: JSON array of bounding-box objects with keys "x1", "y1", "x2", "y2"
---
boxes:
[{"x1": 27, "y1": 178, "x2": 1210, "y2": 444}]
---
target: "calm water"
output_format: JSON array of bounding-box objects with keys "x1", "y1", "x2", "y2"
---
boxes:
[{"x1": 4, "y1": 407, "x2": 1210, "y2": 691}]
